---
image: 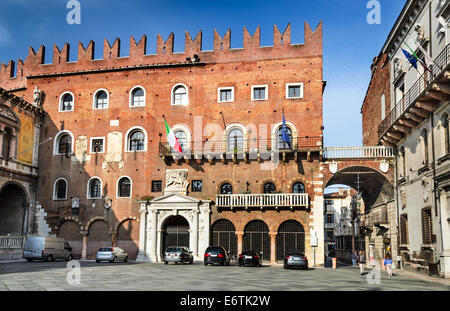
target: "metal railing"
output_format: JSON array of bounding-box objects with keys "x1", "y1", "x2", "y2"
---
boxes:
[
  {"x1": 378, "y1": 41, "x2": 450, "y2": 138},
  {"x1": 323, "y1": 146, "x2": 395, "y2": 159},
  {"x1": 159, "y1": 136, "x2": 323, "y2": 157},
  {"x1": 216, "y1": 193, "x2": 309, "y2": 208},
  {"x1": 0, "y1": 235, "x2": 26, "y2": 249}
]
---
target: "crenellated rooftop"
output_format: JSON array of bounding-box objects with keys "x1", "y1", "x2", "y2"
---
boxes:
[{"x1": 0, "y1": 22, "x2": 322, "y2": 90}]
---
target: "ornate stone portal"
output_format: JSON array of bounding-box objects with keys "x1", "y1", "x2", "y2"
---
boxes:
[{"x1": 136, "y1": 170, "x2": 211, "y2": 262}]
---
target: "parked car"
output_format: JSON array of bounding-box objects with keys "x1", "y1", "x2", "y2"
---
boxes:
[
  {"x1": 23, "y1": 236, "x2": 73, "y2": 262},
  {"x1": 204, "y1": 246, "x2": 231, "y2": 266},
  {"x1": 164, "y1": 246, "x2": 194, "y2": 264},
  {"x1": 238, "y1": 251, "x2": 262, "y2": 267},
  {"x1": 283, "y1": 251, "x2": 308, "y2": 269},
  {"x1": 96, "y1": 247, "x2": 128, "y2": 263}
]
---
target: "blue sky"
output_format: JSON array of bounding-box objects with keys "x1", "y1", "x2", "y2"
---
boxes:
[{"x1": 0, "y1": 0, "x2": 406, "y2": 147}]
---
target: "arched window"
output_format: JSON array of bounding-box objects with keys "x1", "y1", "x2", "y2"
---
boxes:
[
  {"x1": 130, "y1": 87, "x2": 145, "y2": 107},
  {"x1": 174, "y1": 130, "x2": 187, "y2": 152},
  {"x1": 2, "y1": 127, "x2": 12, "y2": 159},
  {"x1": 129, "y1": 130, "x2": 145, "y2": 151},
  {"x1": 292, "y1": 182, "x2": 305, "y2": 193},
  {"x1": 263, "y1": 182, "x2": 276, "y2": 194},
  {"x1": 94, "y1": 90, "x2": 108, "y2": 109},
  {"x1": 118, "y1": 177, "x2": 131, "y2": 198},
  {"x1": 60, "y1": 93, "x2": 74, "y2": 111},
  {"x1": 277, "y1": 126, "x2": 293, "y2": 150},
  {"x1": 54, "y1": 178, "x2": 68, "y2": 200},
  {"x1": 88, "y1": 178, "x2": 102, "y2": 199},
  {"x1": 227, "y1": 128, "x2": 244, "y2": 152},
  {"x1": 57, "y1": 133, "x2": 72, "y2": 155},
  {"x1": 443, "y1": 113, "x2": 449, "y2": 155},
  {"x1": 422, "y1": 129, "x2": 429, "y2": 165},
  {"x1": 220, "y1": 183, "x2": 233, "y2": 194},
  {"x1": 172, "y1": 84, "x2": 188, "y2": 106}
]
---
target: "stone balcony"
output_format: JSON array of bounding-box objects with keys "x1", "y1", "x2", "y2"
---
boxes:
[
  {"x1": 378, "y1": 41, "x2": 450, "y2": 144},
  {"x1": 215, "y1": 193, "x2": 309, "y2": 210}
]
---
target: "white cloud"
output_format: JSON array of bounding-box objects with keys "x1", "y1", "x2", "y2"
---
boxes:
[{"x1": 0, "y1": 24, "x2": 12, "y2": 46}]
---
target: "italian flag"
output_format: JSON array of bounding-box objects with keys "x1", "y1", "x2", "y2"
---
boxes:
[{"x1": 164, "y1": 119, "x2": 182, "y2": 153}]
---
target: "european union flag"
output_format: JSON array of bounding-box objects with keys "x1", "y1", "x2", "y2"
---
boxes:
[
  {"x1": 402, "y1": 48, "x2": 417, "y2": 69},
  {"x1": 281, "y1": 111, "x2": 291, "y2": 149}
]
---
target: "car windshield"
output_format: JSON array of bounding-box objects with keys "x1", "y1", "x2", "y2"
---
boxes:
[
  {"x1": 166, "y1": 247, "x2": 181, "y2": 252},
  {"x1": 99, "y1": 248, "x2": 113, "y2": 252}
]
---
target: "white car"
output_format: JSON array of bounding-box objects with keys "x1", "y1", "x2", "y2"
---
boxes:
[{"x1": 96, "y1": 247, "x2": 128, "y2": 263}]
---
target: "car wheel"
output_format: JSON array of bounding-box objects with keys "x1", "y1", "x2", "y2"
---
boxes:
[
  {"x1": 66, "y1": 255, "x2": 73, "y2": 262},
  {"x1": 47, "y1": 255, "x2": 54, "y2": 262},
  {"x1": 164, "y1": 261, "x2": 168, "y2": 265},
  {"x1": 283, "y1": 263, "x2": 288, "y2": 269},
  {"x1": 96, "y1": 260, "x2": 100, "y2": 263},
  {"x1": 204, "y1": 262, "x2": 208, "y2": 266},
  {"x1": 258, "y1": 263, "x2": 262, "y2": 267},
  {"x1": 26, "y1": 259, "x2": 33, "y2": 262},
  {"x1": 112, "y1": 256, "x2": 117, "y2": 263},
  {"x1": 124, "y1": 256, "x2": 128, "y2": 263},
  {"x1": 190, "y1": 260, "x2": 193, "y2": 264}
]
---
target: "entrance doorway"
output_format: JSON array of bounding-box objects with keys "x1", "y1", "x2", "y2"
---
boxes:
[
  {"x1": 162, "y1": 216, "x2": 190, "y2": 255},
  {"x1": 0, "y1": 183, "x2": 28, "y2": 235}
]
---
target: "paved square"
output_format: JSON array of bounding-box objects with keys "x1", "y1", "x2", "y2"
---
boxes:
[{"x1": 0, "y1": 261, "x2": 449, "y2": 291}]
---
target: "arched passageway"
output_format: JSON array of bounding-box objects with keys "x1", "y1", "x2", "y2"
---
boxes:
[
  {"x1": 276, "y1": 220, "x2": 305, "y2": 261},
  {"x1": 0, "y1": 183, "x2": 28, "y2": 235},
  {"x1": 243, "y1": 220, "x2": 270, "y2": 261},
  {"x1": 211, "y1": 219, "x2": 237, "y2": 256}
]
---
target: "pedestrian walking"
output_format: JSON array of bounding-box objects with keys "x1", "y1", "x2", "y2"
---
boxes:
[
  {"x1": 357, "y1": 250, "x2": 366, "y2": 276},
  {"x1": 384, "y1": 253, "x2": 393, "y2": 277},
  {"x1": 352, "y1": 251, "x2": 357, "y2": 266}
]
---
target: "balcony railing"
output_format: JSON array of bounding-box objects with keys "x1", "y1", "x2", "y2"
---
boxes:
[
  {"x1": 323, "y1": 146, "x2": 395, "y2": 159},
  {"x1": 378, "y1": 41, "x2": 450, "y2": 138},
  {"x1": 0, "y1": 235, "x2": 25, "y2": 249},
  {"x1": 216, "y1": 193, "x2": 309, "y2": 209},
  {"x1": 159, "y1": 136, "x2": 323, "y2": 157}
]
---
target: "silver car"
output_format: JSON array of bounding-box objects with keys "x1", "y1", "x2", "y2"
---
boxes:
[
  {"x1": 96, "y1": 247, "x2": 128, "y2": 263},
  {"x1": 164, "y1": 246, "x2": 194, "y2": 264}
]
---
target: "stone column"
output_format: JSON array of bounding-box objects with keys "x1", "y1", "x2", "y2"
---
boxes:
[
  {"x1": 269, "y1": 232, "x2": 277, "y2": 265},
  {"x1": 236, "y1": 231, "x2": 244, "y2": 256},
  {"x1": 136, "y1": 203, "x2": 148, "y2": 262},
  {"x1": 81, "y1": 230, "x2": 88, "y2": 260},
  {"x1": 192, "y1": 208, "x2": 199, "y2": 257},
  {"x1": 111, "y1": 233, "x2": 117, "y2": 247},
  {"x1": 149, "y1": 209, "x2": 158, "y2": 262}
]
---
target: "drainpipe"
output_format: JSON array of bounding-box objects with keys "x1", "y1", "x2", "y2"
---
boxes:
[
  {"x1": 430, "y1": 113, "x2": 444, "y2": 264},
  {"x1": 394, "y1": 145, "x2": 401, "y2": 269}
]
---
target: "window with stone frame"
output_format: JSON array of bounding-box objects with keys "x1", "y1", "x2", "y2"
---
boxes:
[
  {"x1": 443, "y1": 113, "x2": 449, "y2": 155},
  {"x1": 54, "y1": 179, "x2": 67, "y2": 200},
  {"x1": 94, "y1": 90, "x2": 108, "y2": 109},
  {"x1": 118, "y1": 177, "x2": 131, "y2": 197},
  {"x1": 421, "y1": 208, "x2": 432, "y2": 245},
  {"x1": 151, "y1": 180, "x2": 162, "y2": 193},
  {"x1": 400, "y1": 214, "x2": 409, "y2": 244},
  {"x1": 422, "y1": 129, "x2": 429, "y2": 166},
  {"x1": 191, "y1": 180, "x2": 203, "y2": 192}
]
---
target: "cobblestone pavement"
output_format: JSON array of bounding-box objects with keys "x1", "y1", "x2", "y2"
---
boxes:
[{"x1": 0, "y1": 260, "x2": 449, "y2": 291}]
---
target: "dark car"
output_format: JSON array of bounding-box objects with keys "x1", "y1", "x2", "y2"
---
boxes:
[
  {"x1": 238, "y1": 251, "x2": 262, "y2": 267},
  {"x1": 204, "y1": 246, "x2": 231, "y2": 266},
  {"x1": 164, "y1": 246, "x2": 194, "y2": 264},
  {"x1": 283, "y1": 251, "x2": 308, "y2": 269}
]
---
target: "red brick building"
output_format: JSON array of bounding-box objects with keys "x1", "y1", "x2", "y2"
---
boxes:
[{"x1": 0, "y1": 22, "x2": 325, "y2": 264}]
